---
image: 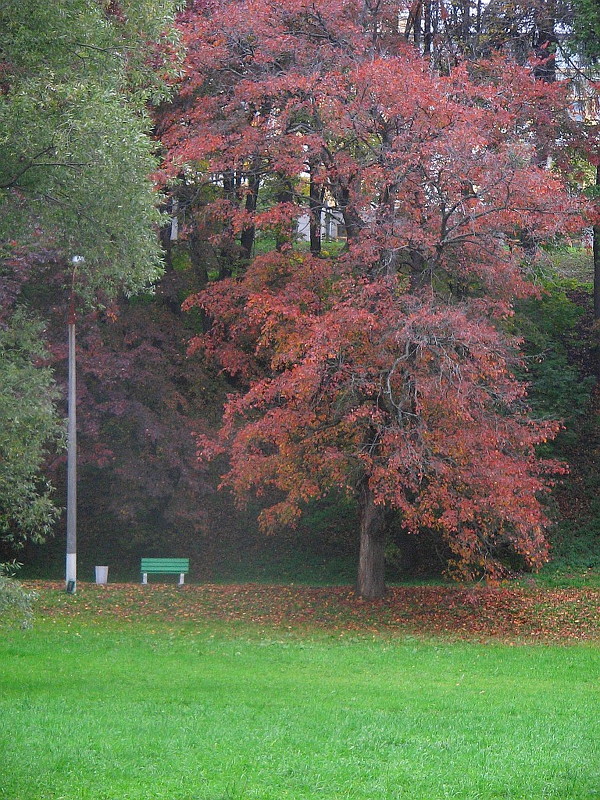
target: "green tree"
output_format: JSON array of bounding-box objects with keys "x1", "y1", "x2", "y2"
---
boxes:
[
  {"x1": 0, "y1": 0, "x2": 180, "y2": 544},
  {"x1": 569, "y1": 0, "x2": 600, "y2": 62},
  {"x1": 0, "y1": 0, "x2": 179, "y2": 295},
  {"x1": 0, "y1": 309, "x2": 62, "y2": 545}
]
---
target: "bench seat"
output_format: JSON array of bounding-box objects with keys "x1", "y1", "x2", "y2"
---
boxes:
[{"x1": 141, "y1": 558, "x2": 190, "y2": 585}]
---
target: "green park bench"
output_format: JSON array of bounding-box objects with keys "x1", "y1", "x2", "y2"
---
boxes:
[{"x1": 140, "y1": 558, "x2": 190, "y2": 585}]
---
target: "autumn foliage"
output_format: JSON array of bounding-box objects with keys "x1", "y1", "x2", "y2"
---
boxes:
[
  {"x1": 161, "y1": 0, "x2": 584, "y2": 596},
  {"x1": 29, "y1": 581, "x2": 600, "y2": 644}
]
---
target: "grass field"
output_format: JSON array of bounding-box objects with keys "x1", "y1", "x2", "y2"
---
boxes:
[{"x1": 0, "y1": 582, "x2": 598, "y2": 800}]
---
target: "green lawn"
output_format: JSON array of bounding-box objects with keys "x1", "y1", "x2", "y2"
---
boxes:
[{"x1": 1, "y1": 590, "x2": 599, "y2": 800}]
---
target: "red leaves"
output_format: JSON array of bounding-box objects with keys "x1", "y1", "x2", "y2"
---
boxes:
[
  {"x1": 159, "y1": 0, "x2": 588, "y2": 584},
  {"x1": 190, "y1": 256, "x2": 564, "y2": 573}
]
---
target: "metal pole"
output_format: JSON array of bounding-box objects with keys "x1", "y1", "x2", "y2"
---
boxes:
[{"x1": 65, "y1": 290, "x2": 77, "y2": 593}]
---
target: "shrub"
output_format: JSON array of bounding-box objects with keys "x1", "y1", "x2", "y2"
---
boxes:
[{"x1": 0, "y1": 561, "x2": 37, "y2": 629}]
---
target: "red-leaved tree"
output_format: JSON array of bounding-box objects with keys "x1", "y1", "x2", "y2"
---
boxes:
[{"x1": 161, "y1": 0, "x2": 583, "y2": 597}]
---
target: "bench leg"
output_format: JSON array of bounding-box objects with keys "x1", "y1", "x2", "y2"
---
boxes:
[
  {"x1": 179, "y1": 573, "x2": 185, "y2": 585},
  {"x1": 142, "y1": 573, "x2": 147, "y2": 584}
]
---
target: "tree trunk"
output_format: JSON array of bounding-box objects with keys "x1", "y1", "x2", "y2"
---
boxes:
[
  {"x1": 275, "y1": 179, "x2": 294, "y2": 251},
  {"x1": 424, "y1": 0, "x2": 433, "y2": 54},
  {"x1": 462, "y1": 0, "x2": 470, "y2": 43},
  {"x1": 219, "y1": 170, "x2": 236, "y2": 278},
  {"x1": 356, "y1": 482, "x2": 387, "y2": 599},
  {"x1": 409, "y1": 247, "x2": 428, "y2": 291},
  {"x1": 309, "y1": 159, "x2": 323, "y2": 256},
  {"x1": 329, "y1": 179, "x2": 363, "y2": 242},
  {"x1": 240, "y1": 170, "x2": 259, "y2": 261},
  {"x1": 189, "y1": 230, "x2": 210, "y2": 287},
  {"x1": 594, "y1": 224, "x2": 600, "y2": 321},
  {"x1": 159, "y1": 222, "x2": 174, "y2": 271},
  {"x1": 594, "y1": 165, "x2": 600, "y2": 321}
]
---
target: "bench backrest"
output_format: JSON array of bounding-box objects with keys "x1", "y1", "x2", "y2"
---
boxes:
[{"x1": 141, "y1": 558, "x2": 190, "y2": 574}]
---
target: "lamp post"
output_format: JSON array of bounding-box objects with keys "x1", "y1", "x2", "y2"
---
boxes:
[{"x1": 65, "y1": 256, "x2": 83, "y2": 593}]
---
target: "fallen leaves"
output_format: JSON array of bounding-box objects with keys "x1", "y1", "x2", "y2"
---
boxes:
[{"x1": 24, "y1": 581, "x2": 600, "y2": 644}]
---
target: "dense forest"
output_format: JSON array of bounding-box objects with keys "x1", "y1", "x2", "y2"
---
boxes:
[{"x1": 1, "y1": 0, "x2": 599, "y2": 597}]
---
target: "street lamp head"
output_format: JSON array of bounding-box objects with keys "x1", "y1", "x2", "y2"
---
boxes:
[{"x1": 71, "y1": 255, "x2": 85, "y2": 266}]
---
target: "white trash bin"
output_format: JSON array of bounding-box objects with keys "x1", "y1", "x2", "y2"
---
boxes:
[{"x1": 95, "y1": 566, "x2": 109, "y2": 584}]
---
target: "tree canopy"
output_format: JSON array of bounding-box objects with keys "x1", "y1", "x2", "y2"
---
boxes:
[
  {"x1": 0, "y1": 0, "x2": 180, "y2": 544},
  {"x1": 161, "y1": 0, "x2": 586, "y2": 597},
  {"x1": 0, "y1": 0, "x2": 180, "y2": 295},
  {"x1": 0, "y1": 310, "x2": 62, "y2": 545}
]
